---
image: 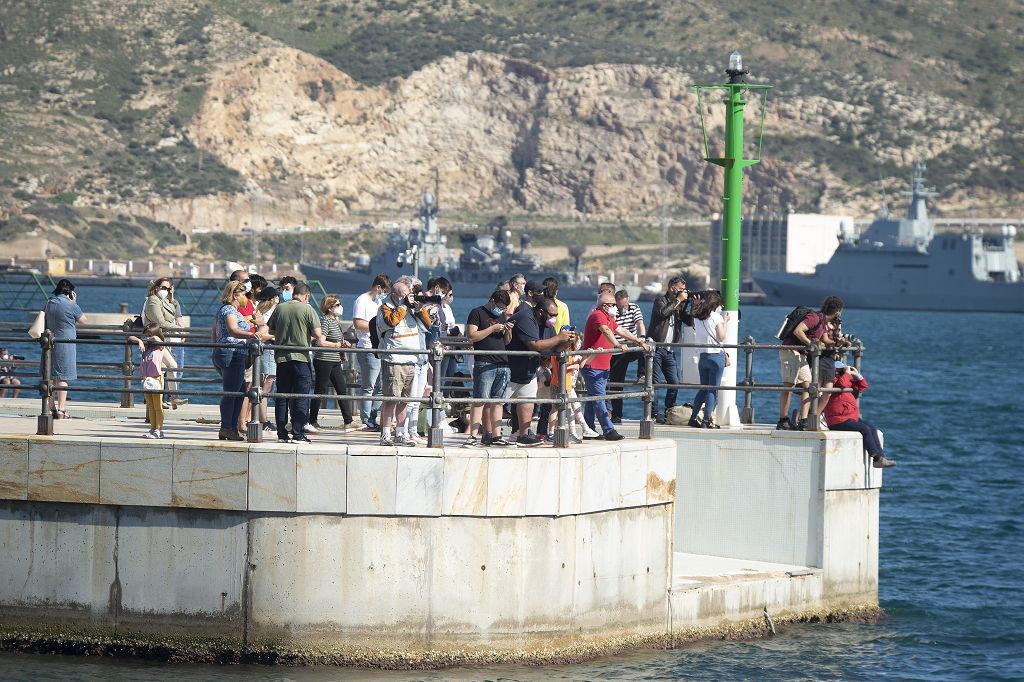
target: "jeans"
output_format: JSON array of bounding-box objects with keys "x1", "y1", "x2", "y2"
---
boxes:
[
  {"x1": 651, "y1": 346, "x2": 679, "y2": 416},
  {"x1": 692, "y1": 352, "x2": 726, "y2": 423},
  {"x1": 830, "y1": 418, "x2": 884, "y2": 457},
  {"x1": 608, "y1": 353, "x2": 641, "y2": 420},
  {"x1": 473, "y1": 362, "x2": 510, "y2": 399},
  {"x1": 440, "y1": 354, "x2": 459, "y2": 398},
  {"x1": 275, "y1": 360, "x2": 313, "y2": 439},
  {"x1": 310, "y1": 359, "x2": 353, "y2": 425},
  {"x1": 581, "y1": 367, "x2": 615, "y2": 435},
  {"x1": 355, "y1": 351, "x2": 381, "y2": 425},
  {"x1": 213, "y1": 346, "x2": 248, "y2": 431}
]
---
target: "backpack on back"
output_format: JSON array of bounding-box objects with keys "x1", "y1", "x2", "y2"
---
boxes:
[
  {"x1": 776, "y1": 305, "x2": 816, "y2": 342},
  {"x1": 369, "y1": 315, "x2": 381, "y2": 358}
]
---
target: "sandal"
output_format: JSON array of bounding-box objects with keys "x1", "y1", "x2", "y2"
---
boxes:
[{"x1": 54, "y1": 410, "x2": 69, "y2": 420}]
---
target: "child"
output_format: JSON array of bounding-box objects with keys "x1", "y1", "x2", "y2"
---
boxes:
[
  {"x1": 136, "y1": 323, "x2": 167, "y2": 439},
  {"x1": 546, "y1": 327, "x2": 597, "y2": 443},
  {"x1": 824, "y1": 359, "x2": 896, "y2": 468}
]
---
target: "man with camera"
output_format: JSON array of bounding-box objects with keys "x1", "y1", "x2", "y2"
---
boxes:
[
  {"x1": 464, "y1": 289, "x2": 514, "y2": 447},
  {"x1": 376, "y1": 276, "x2": 433, "y2": 446},
  {"x1": 648, "y1": 276, "x2": 691, "y2": 424},
  {"x1": 777, "y1": 295, "x2": 844, "y2": 431}
]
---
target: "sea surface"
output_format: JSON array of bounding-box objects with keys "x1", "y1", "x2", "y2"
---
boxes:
[{"x1": 0, "y1": 285, "x2": 1022, "y2": 680}]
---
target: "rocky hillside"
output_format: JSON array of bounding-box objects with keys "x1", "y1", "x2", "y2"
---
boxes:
[{"x1": 0, "y1": 0, "x2": 1020, "y2": 252}]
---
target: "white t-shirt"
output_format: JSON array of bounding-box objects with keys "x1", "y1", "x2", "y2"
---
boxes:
[
  {"x1": 352, "y1": 292, "x2": 380, "y2": 349},
  {"x1": 694, "y1": 310, "x2": 724, "y2": 354}
]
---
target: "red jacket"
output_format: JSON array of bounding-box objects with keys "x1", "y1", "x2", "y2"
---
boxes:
[{"x1": 824, "y1": 370, "x2": 868, "y2": 426}]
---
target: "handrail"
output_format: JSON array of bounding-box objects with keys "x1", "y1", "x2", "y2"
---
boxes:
[{"x1": 21, "y1": 323, "x2": 864, "y2": 448}]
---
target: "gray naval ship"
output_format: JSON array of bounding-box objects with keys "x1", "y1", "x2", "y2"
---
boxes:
[
  {"x1": 302, "y1": 192, "x2": 631, "y2": 300},
  {"x1": 754, "y1": 163, "x2": 1023, "y2": 312}
]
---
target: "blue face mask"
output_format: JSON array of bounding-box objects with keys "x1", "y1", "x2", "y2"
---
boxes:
[
  {"x1": 280, "y1": 289, "x2": 293, "y2": 302},
  {"x1": 376, "y1": 294, "x2": 387, "y2": 305},
  {"x1": 490, "y1": 306, "x2": 504, "y2": 316}
]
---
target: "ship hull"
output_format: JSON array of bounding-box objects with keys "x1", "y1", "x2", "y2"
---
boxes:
[
  {"x1": 755, "y1": 249, "x2": 1024, "y2": 313},
  {"x1": 301, "y1": 263, "x2": 624, "y2": 301}
]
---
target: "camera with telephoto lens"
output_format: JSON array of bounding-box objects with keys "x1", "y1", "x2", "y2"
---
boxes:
[{"x1": 414, "y1": 293, "x2": 445, "y2": 304}]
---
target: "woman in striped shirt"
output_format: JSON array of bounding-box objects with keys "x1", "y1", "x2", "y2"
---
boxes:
[{"x1": 308, "y1": 294, "x2": 355, "y2": 431}]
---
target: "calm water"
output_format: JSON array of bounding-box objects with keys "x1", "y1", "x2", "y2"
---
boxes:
[{"x1": 1, "y1": 285, "x2": 1022, "y2": 680}]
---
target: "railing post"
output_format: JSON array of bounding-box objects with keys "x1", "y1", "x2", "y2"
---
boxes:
[
  {"x1": 36, "y1": 330, "x2": 53, "y2": 435},
  {"x1": 553, "y1": 350, "x2": 570, "y2": 448},
  {"x1": 741, "y1": 335, "x2": 755, "y2": 424},
  {"x1": 120, "y1": 321, "x2": 134, "y2": 408},
  {"x1": 427, "y1": 342, "x2": 445, "y2": 448},
  {"x1": 639, "y1": 341, "x2": 655, "y2": 439},
  {"x1": 246, "y1": 340, "x2": 264, "y2": 443},
  {"x1": 808, "y1": 343, "x2": 821, "y2": 431}
]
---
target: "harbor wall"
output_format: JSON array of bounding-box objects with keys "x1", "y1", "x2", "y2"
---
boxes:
[{"x1": 0, "y1": 436, "x2": 676, "y2": 651}]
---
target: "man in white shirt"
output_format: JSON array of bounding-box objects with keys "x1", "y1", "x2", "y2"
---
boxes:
[{"x1": 352, "y1": 273, "x2": 390, "y2": 431}]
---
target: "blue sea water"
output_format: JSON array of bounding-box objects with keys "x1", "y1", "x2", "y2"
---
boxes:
[{"x1": 0, "y1": 285, "x2": 1022, "y2": 680}]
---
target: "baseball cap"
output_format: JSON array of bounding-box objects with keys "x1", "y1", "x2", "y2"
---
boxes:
[{"x1": 524, "y1": 279, "x2": 545, "y2": 295}]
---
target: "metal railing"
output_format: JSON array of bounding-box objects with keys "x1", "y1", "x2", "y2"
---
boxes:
[{"x1": 0, "y1": 321, "x2": 865, "y2": 449}]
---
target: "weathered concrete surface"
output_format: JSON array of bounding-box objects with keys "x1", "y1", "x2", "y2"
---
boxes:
[{"x1": 0, "y1": 500, "x2": 670, "y2": 651}]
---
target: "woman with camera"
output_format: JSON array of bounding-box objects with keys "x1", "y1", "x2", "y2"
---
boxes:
[
  {"x1": 44, "y1": 278, "x2": 88, "y2": 419},
  {"x1": 688, "y1": 290, "x2": 729, "y2": 428}
]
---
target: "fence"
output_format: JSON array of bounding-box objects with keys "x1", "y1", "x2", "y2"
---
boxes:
[{"x1": 0, "y1": 321, "x2": 866, "y2": 448}]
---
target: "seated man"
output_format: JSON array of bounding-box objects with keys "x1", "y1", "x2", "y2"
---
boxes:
[{"x1": 824, "y1": 359, "x2": 895, "y2": 468}]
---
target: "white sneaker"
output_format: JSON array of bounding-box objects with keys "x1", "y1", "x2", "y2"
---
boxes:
[
  {"x1": 394, "y1": 434, "x2": 410, "y2": 447},
  {"x1": 156, "y1": 429, "x2": 165, "y2": 439},
  {"x1": 818, "y1": 414, "x2": 829, "y2": 431},
  {"x1": 145, "y1": 429, "x2": 160, "y2": 439},
  {"x1": 304, "y1": 423, "x2": 321, "y2": 433},
  {"x1": 581, "y1": 426, "x2": 600, "y2": 439},
  {"x1": 569, "y1": 431, "x2": 583, "y2": 444}
]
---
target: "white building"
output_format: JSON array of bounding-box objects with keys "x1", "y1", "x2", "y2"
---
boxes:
[{"x1": 709, "y1": 213, "x2": 850, "y2": 292}]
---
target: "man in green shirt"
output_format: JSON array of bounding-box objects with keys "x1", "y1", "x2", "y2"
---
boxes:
[{"x1": 267, "y1": 282, "x2": 330, "y2": 443}]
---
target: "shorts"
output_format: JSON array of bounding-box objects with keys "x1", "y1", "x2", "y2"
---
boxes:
[
  {"x1": 506, "y1": 377, "x2": 538, "y2": 399},
  {"x1": 779, "y1": 349, "x2": 812, "y2": 385},
  {"x1": 382, "y1": 362, "x2": 417, "y2": 398},
  {"x1": 472, "y1": 362, "x2": 510, "y2": 400}
]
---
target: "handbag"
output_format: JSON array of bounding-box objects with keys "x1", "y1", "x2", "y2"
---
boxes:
[{"x1": 28, "y1": 310, "x2": 45, "y2": 339}]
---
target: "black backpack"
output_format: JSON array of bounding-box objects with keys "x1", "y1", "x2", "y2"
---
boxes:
[
  {"x1": 369, "y1": 315, "x2": 381, "y2": 358},
  {"x1": 776, "y1": 305, "x2": 820, "y2": 342}
]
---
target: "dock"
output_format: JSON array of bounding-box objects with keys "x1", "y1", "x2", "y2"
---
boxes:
[{"x1": 0, "y1": 400, "x2": 882, "y2": 667}]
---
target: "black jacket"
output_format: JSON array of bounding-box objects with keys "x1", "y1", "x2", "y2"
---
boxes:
[{"x1": 648, "y1": 293, "x2": 693, "y2": 344}]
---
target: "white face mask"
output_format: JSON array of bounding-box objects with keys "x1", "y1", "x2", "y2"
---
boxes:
[
  {"x1": 332, "y1": 305, "x2": 343, "y2": 317},
  {"x1": 243, "y1": 280, "x2": 252, "y2": 293},
  {"x1": 156, "y1": 289, "x2": 168, "y2": 300}
]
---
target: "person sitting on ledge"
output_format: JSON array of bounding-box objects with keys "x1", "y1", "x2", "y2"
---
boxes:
[{"x1": 824, "y1": 359, "x2": 896, "y2": 469}]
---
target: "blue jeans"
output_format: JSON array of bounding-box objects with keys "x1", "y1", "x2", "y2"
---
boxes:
[
  {"x1": 355, "y1": 351, "x2": 381, "y2": 425},
  {"x1": 275, "y1": 360, "x2": 313, "y2": 439},
  {"x1": 830, "y1": 418, "x2": 884, "y2": 457},
  {"x1": 652, "y1": 346, "x2": 679, "y2": 416},
  {"x1": 581, "y1": 367, "x2": 615, "y2": 435},
  {"x1": 213, "y1": 345, "x2": 248, "y2": 431},
  {"x1": 693, "y1": 352, "x2": 726, "y2": 422}
]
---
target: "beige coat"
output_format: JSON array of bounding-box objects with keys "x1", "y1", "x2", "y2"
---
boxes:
[{"x1": 143, "y1": 295, "x2": 179, "y2": 371}]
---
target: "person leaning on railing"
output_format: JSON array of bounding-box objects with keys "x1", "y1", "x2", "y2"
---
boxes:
[
  {"x1": 308, "y1": 294, "x2": 354, "y2": 432},
  {"x1": 213, "y1": 280, "x2": 264, "y2": 441}
]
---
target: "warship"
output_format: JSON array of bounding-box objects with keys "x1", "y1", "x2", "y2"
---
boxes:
[
  {"x1": 302, "y1": 192, "x2": 637, "y2": 301},
  {"x1": 754, "y1": 163, "x2": 1023, "y2": 313}
]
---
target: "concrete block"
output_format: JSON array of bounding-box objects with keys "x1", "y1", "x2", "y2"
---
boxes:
[
  {"x1": 28, "y1": 439, "x2": 100, "y2": 503},
  {"x1": 822, "y1": 488, "x2": 879, "y2": 600},
  {"x1": 171, "y1": 443, "x2": 248, "y2": 510},
  {"x1": 248, "y1": 447, "x2": 297, "y2": 512},
  {"x1": 619, "y1": 444, "x2": 647, "y2": 507},
  {"x1": 347, "y1": 455, "x2": 397, "y2": 515},
  {"x1": 0, "y1": 438, "x2": 28, "y2": 500},
  {"x1": 442, "y1": 455, "x2": 487, "y2": 516},
  {"x1": 823, "y1": 432, "x2": 883, "y2": 490},
  {"x1": 646, "y1": 440, "x2": 676, "y2": 504},
  {"x1": 580, "y1": 448, "x2": 620, "y2": 514},
  {"x1": 525, "y1": 457, "x2": 559, "y2": 516},
  {"x1": 487, "y1": 458, "x2": 527, "y2": 517},
  {"x1": 99, "y1": 442, "x2": 173, "y2": 507},
  {"x1": 396, "y1": 454, "x2": 443, "y2": 516},
  {"x1": 558, "y1": 456, "x2": 582, "y2": 517},
  {"x1": 296, "y1": 448, "x2": 347, "y2": 514}
]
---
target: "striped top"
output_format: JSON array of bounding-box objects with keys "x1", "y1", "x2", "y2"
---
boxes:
[
  {"x1": 615, "y1": 303, "x2": 645, "y2": 337},
  {"x1": 312, "y1": 315, "x2": 345, "y2": 363}
]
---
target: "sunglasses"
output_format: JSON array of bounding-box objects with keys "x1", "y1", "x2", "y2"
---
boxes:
[{"x1": 158, "y1": 286, "x2": 171, "y2": 291}]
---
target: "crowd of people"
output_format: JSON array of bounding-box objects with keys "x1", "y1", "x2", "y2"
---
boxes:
[{"x1": 27, "y1": 273, "x2": 893, "y2": 464}]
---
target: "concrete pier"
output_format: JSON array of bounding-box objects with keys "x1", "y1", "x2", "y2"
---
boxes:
[{"x1": 0, "y1": 400, "x2": 883, "y2": 666}]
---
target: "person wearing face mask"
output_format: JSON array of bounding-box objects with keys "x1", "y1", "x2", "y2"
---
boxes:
[
  {"x1": 308, "y1": 294, "x2": 355, "y2": 432},
  {"x1": 648, "y1": 276, "x2": 691, "y2": 424},
  {"x1": 463, "y1": 289, "x2": 513, "y2": 447},
  {"x1": 143, "y1": 277, "x2": 187, "y2": 408},
  {"x1": 534, "y1": 297, "x2": 571, "y2": 443},
  {"x1": 229, "y1": 270, "x2": 256, "y2": 319},
  {"x1": 688, "y1": 290, "x2": 730, "y2": 428},
  {"x1": 608, "y1": 289, "x2": 646, "y2": 424},
  {"x1": 351, "y1": 273, "x2": 391, "y2": 431},
  {"x1": 581, "y1": 292, "x2": 649, "y2": 441},
  {"x1": 277, "y1": 275, "x2": 298, "y2": 302}
]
